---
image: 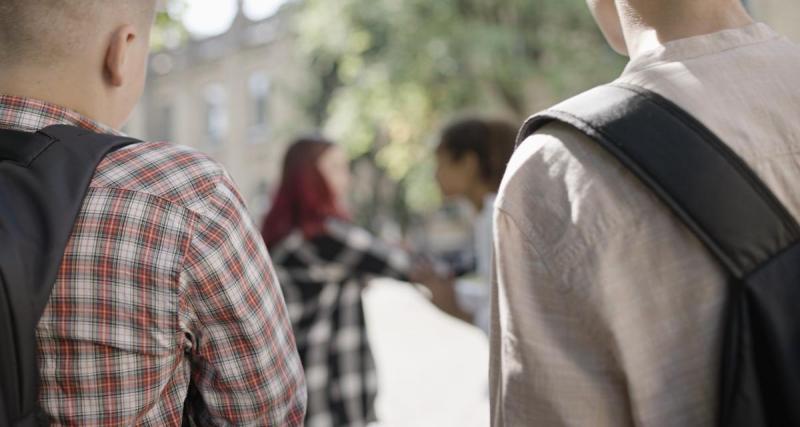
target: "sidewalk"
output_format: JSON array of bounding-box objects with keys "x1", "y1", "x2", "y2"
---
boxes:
[{"x1": 364, "y1": 279, "x2": 490, "y2": 427}]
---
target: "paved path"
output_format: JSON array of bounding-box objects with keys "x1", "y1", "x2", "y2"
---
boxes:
[{"x1": 363, "y1": 279, "x2": 490, "y2": 427}]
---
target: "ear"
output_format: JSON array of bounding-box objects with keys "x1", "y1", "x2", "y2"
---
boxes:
[{"x1": 104, "y1": 25, "x2": 138, "y2": 87}]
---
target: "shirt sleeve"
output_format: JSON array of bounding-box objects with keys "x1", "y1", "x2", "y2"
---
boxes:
[
  {"x1": 491, "y1": 123, "x2": 724, "y2": 427},
  {"x1": 327, "y1": 221, "x2": 411, "y2": 280},
  {"x1": 491, "y1": 207, "x2": 634, "y2": 427},
  {"x1": 179, "y1": 171, "x2": 307, "y2": 426}
]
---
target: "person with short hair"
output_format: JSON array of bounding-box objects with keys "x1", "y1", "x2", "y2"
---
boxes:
[
  {"x1": 415, "y1": 118, "x2": 517, "y2": 334},
  {"x1": 0, "y1": 1, "x2": 306, "y2": 424},
  {"x1": 492, "y1": 0, "x2": 800, "y2": 425}
]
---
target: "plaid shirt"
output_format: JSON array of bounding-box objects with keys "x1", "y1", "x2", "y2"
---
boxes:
[
  {"x1": 0, "y1": 95, "x2": 307, "y2": 426},
  {"x1": 269, "y1": 220, "x2": 410, "y2": 427}
]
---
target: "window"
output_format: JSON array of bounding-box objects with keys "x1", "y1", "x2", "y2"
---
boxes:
[
  {"x1": 204, "y1": 83, "x2": 228, "y2": 147},
  {"x1": 249, "y1": 72, "x2": 271, "y2": 129}
]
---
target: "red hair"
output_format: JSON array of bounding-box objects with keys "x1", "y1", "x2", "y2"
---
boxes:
[{"x1": 261, "y1": 137, "x2": 349, "y2": 248}]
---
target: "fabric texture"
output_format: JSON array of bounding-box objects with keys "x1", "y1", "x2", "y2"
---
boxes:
[
  {"x1": 268, "y1": 219, "x2": 409, "y2": 427},
  {"x1": 455, "y1": 193, "x2": 496, "y2": 335},
  {"x1": 0, "y1": 124, "x2": 139, "y2": 427},
  {"x1": 491, "y1": 23, "x2": 800, "y2": 426},
  {"x1": 0, "y1": 95, "x2": 307, "y2": 426}
]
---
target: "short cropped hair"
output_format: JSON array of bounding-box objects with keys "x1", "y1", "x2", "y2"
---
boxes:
[
  {"x1": 0, "y1": 0, "x2": 156, "y2": 65},
  {"x1": 438, "y1": 118, "x2": 519, "y2": 191}
]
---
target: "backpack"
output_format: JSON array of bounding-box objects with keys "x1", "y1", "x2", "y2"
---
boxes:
[
  {"x1": 517, "y1": 83, "x2": 800, "y2": 427},
  {"x1": 0, "y1": 125, "x2": 139, "y2": 426}
]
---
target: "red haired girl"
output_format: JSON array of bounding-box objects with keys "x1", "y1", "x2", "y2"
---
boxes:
[{"x1": 262, "y1": 136, "x2": 409, "y2": 427}]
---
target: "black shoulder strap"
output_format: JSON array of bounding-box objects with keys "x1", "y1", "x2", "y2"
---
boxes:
[
  {"x1": 517, "y1": 83, "x2": 800, "y2": 278},
  {"x1": 0, "y1": 124, "x2": 139, "y2": 426}
]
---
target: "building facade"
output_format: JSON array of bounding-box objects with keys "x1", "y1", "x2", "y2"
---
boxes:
[{"x1": 127, "y1": 4, "x2": 313, "y2": 220}]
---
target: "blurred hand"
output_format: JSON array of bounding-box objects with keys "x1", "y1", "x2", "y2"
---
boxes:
[
  {"x1": 410, "y1": 259, "x2": 473, "y2": 324},
  {"x1": 408, "y1": 258, "x2": 443, "y2": 285}
]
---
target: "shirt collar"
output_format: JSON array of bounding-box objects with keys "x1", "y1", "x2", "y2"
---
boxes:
[
  {"x1": 622, "y1": 23, "x2": 782, "y2": 76},
  {"x1": 0, "y1": 95, "x2": 120, "y2": 135}
]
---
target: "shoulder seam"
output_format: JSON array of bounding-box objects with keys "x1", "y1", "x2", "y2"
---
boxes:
[
  {"x1": 86, "y1": 174, "x2": 226, "y2": 220},
  {"x1": 494, "y1": 206, "x2": 555, "y2": 278}
]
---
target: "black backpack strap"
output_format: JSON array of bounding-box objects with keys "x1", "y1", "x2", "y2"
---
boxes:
[
  {"x1": 0, "y1": 124, "x2": 139, "y2": 426},
  {"x1": 517, "y1": 83, "x2": 800, "y2": 278}
]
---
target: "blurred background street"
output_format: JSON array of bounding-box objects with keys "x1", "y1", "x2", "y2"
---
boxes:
[{"x1": 364, "y1": 279, "x2": 489, "y2": 427}]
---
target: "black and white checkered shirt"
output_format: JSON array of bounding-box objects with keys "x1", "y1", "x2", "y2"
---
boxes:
[{"x1": 269, "y1": 219, "x2": 410, "y2": 427}]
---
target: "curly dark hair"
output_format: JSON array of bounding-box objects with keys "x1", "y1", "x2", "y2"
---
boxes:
[{"x1": 437, "y1": 117, "x2": 518, "y2": 191}]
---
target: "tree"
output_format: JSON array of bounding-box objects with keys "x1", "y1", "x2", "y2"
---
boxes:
[
  {"x1": 153, "y1": 0, "x2": 625, "y2": 232},
  {"x1": 151, "y1": 0, "x2": 189, "y2": 51},
  {"x1": 293, "y1": 0, "x2": 625, "y2": 229}
]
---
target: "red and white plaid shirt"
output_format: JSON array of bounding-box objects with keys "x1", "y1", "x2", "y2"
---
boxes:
[{"x1": 0, "y1": 95, "x2": 307, "y2": 426}]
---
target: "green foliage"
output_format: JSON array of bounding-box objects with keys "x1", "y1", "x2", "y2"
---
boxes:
[
  {"x1": 294, "y1": 0, "x2": 625, "y2": 223},
  {"x1": 153, "y1": 0, "x2": 625, "y2": 228},
  {"x1": 151, "y1": 0, "x2": 189, "y2": 51}
]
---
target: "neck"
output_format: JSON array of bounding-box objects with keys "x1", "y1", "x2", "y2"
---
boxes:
[
  {"x1": 0, "y1": 65, "x2": 114, "y2": 128},
  {"x1": 467, "y1": 183, "x2": 493, "y2": 212},
  {"x1": 618, "y1": 0, "x2": 755, "y2": 57}
]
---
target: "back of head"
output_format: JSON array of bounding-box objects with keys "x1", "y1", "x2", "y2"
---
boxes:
[
  {"x1": 0, "y1": 1, "x2": 156, "y2": 66},
  {"x1": 439, "y1": 118, "x2": 518, "y2": 192},
  {"x1": 0, "y1": 0, "x2": 158, "y2": 128},
  {"x1": 262, "y1": 137, "x2": 347, "y2": 247}
]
